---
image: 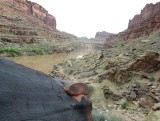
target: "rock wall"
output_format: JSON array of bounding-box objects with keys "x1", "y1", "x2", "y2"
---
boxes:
[
  {"x1": 124, "y1": 2, "x2": 160, "y2": 40},
  {"x1": 3, "y1": 0, "x2": 56, "y2": 30},
  {"x1": 106, "y1": 2, "x2": 160, "y2": 41},
  {"x1": 128, "y1": 3, "x2": 160, "y2": 28}
]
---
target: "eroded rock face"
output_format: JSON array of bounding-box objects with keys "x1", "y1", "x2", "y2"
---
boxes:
[
  {"x1": 0, "y1": 58, "x2": 92, "y2": 121},
  {"x1": 106, "y1": 2, "x2": 160, "y2": 41},
  {"x1": 124, "y1": 2, "x2": 160, "y2": 40},
  {"x1": 0, "y1": 0, "x2": 77, "y2": 43},
  {"x1": 5, "y1": 0, "x2": 56, "y2": 29}
]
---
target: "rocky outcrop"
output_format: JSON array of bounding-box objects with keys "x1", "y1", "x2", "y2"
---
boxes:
[
  {"x1": 95, "y1": 31, "x2": 114, "y2": 40},
  {"x1": 129, "y1": 51, "x2": 160, "y2": 73},
  {"x1": 0, "y1": 58, "x2": 92, "y2": 121}
]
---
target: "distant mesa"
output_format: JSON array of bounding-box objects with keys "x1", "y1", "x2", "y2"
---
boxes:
[
  {"x1": 95, "y1": 31, "x2": 114, "y2": 41},
  {"x1": 79, "y1": 36, "x2": 89, "y2": 40}
]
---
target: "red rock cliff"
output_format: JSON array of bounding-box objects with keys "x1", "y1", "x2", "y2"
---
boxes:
[
  {"x1": 124, "y1": 2, "x2": 160, "y2": 40},
  {"x1": 2, "y1": 0, "x2": 56, "y2": 30},
  {"x1": 0, "y1": 0, "x2": 76, "y2": 43},
  {"x1": 106, "y1": 2, "x2": 160, "y2": 41}
]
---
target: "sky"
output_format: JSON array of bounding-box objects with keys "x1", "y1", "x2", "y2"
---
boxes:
[{"x1": 31, "y1": 0, "x2": 160, "y2": 38}]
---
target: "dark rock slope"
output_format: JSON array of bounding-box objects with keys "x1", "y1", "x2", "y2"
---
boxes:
[{"x1": 0, "y1": 58, "x2": 92, "y2": 121}]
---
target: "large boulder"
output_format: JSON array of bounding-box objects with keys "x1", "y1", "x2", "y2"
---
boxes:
[
  {"x1": 129, "y1": 51, "x2": 160, "y2": 73},
  {"x1": 0, "y1": 58, "x2": 92, "y2": 121}
]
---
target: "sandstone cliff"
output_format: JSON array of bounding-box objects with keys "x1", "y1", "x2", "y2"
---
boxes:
[
  {"x1": 1, "y1": 0, "x2": 56, "y2": 30},
  {"x1": 0, "y1": 0, "x2": 77, "y2": 44}
]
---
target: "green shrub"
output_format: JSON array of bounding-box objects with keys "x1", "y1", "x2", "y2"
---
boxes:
[
  {"x1": 31, "y1": 48, "x2": 43, "y2": 54},
  {"x1": 0, "y1": 48, "x2": 21, "y2": 56},
  {"x1": 121, "y1": 102, "x2": 128, "y2": 109}
]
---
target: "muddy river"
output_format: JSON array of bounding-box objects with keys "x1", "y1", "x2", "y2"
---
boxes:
[{"x1": 6, "y1": 49, "x2": 94, "y2": 74}]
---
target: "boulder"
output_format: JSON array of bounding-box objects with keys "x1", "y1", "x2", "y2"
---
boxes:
[
  {"x1": 129, "y1": 51, "x2": 160, "y2": 73},
  {"x1": 0, "y1": 58, "x2": 92, "y2": 121}
]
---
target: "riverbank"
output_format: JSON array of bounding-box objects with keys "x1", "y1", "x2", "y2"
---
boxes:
[{"x1": 0, "y1": 39, "x2": 79, "y2": 57}]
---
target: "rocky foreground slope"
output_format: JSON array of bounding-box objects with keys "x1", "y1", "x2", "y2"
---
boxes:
[
  {"x1": 0, "y1": 0, "x2": 78, "y2": 56},
  {"x1": 50, "y1": 30, "x2": 160, "y2": 120}
]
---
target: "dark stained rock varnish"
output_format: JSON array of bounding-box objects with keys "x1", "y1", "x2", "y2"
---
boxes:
[{"x1": 0, "y1": 58, "x2": 92, "y2": 121}]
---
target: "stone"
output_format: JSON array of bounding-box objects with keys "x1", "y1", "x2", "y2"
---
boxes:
[
  {"x1": 139, "y1": 96, "x2": 155, "y2": 108},
  {"x1": 152, "y1": 103, "x2": 160, "y2": 111},
  {"x1": 0, "y1": 58, "x2": 93, "y2": 121},
  {"x1": 130, "y1": 91, "x2": 137, "y2": 100},
  {"x1": 129, "y1": 51, "x2": 160, "y2": 73}
]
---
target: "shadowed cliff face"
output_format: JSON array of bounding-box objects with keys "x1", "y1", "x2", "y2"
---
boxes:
[{"x1": 0, "y1": 58, "x2": 92, "y2": 121}]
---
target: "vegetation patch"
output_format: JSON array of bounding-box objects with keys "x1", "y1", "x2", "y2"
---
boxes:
[
  {"x1": 0, "y1": 47, "x2": 47, "y2": 57},
  {"x1": 31, "y1": 48, "x2": 43, "y2": 55},
  {"x1": 121, "y1": 101, "x2": 128, "y2": 109},
  {"x1": 0, "y1": 48, "x2": 22, "y2": 57}
]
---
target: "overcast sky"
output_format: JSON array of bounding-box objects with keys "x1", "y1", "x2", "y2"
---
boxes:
[{"x1": 31, "y1": 0, "x2": 159, "y2": 38}]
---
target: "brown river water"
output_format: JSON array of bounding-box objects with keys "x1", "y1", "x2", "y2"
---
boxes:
[{"x1": 5, "y1": 49, "x2": 93, "y2": 74}]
